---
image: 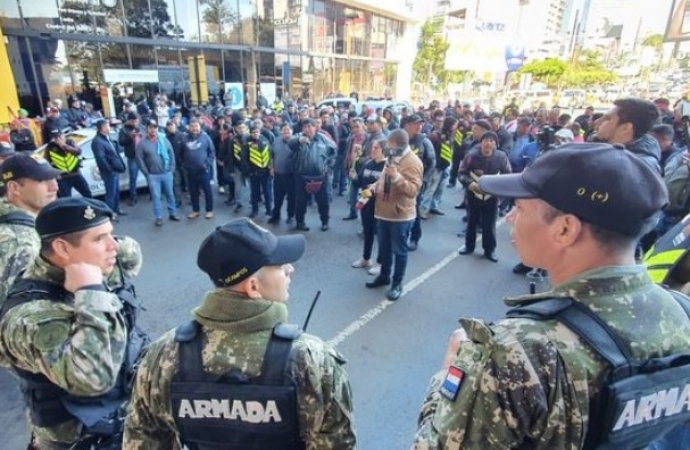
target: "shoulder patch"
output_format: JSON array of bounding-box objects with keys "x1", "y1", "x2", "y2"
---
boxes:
[
  {"x1": 440, "y1": 365, "x2": 466, "y2": 401},
  {"x1": 33, "y1": 321, "x2": 70, "y2": 351}
]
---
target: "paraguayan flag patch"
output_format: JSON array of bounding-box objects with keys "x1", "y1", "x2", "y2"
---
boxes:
[{"x1": 440, "y1": 366, "x2": 465, "y2": 401}]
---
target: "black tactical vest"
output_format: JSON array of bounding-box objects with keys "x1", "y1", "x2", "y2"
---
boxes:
[
  {"x1": 171, "y1": 321, "x2": 306, "y2": 450},
  {"x1": 0, "y1": 273, "x2": 148, "y2": 438}
]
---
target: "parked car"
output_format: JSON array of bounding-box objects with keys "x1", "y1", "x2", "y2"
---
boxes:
[
  {"x1": 316, "y1": 97, "x2": 362, "y2": 115},
  {"x1": 361, "y1": 99, "x2": 412, "y2": 115},
  {"x1": 35, "y1": 126, "x2": 148, "y2": 197}
]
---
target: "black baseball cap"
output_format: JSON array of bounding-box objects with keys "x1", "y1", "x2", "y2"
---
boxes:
[
  {"x1": 480, "y1": 131, "x2": 499, "y2": 142},
  {"x1": 0, "y1": 153, "x2": 62, "y2": 183},
  {"x1": 478, "y1": 143, "x2": 668, "y2": 236},
  {"x1": 197, "y1": 218, "x2": 306, "y2": 287},
  {"x1": 36, "y1": 197, "x2": 113, "y2": 239},
  {"x1": 125, "y1": 112, "x2": 139, "y2": 121},
  {"x1": 402, "y1": 114, "x2": 424, "y2": 127}
]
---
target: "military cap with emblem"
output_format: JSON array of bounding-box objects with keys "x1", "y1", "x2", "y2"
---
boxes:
[
  {"x1": 36, "y1": 197, "x2": 114, "y2": 239},
  {"x1": 198, "y1": 218, "x2": 306, "y2": 287},
  {"x1": 478, "y1": 142, "x2": 668, "y2": 236}
]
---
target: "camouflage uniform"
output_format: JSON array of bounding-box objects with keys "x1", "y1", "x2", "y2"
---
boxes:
[
  {"x1": 0, "y1": 197, "x2": 40, "y2": 307},
  {"x1": 412, "y1": 266, "x2": 690, "y2": 449},
  {"x1": 123, "y1": 290, "x2": 356, "y2": 450},
  {"x1": 0, "y1": 236, "x2": 142, "y2": 447}
]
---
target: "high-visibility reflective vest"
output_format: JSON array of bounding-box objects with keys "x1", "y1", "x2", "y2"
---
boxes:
[
  {"x1": 46, "y1": 144, "x2": 79, "y2": 173},
  {"x1": 248, "y1": 139, "x2": 270, "y2": 169},
  {"x1": 644, "y1": 214, "x2": 690, "y2": 284},
  {"x1": 439, "y1": 134, "x2": 452, "y2": 165},
  {"x1": 453, "y1": 129, "x2": 463, "y2": 148},
  {"x1": 233, "y1": 135, "x2": 247, "y2": 162}
]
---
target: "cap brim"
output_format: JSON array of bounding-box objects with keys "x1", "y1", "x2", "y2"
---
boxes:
[
  {"x1": 33, "y1": 165, "x2": 64, "y2": 181},
  {"x1": 478, "y1": 173, "x2": 536, "y2": 199},
  {"x1": 267, "y1": 234, "x2": 306, "y2": 266}
]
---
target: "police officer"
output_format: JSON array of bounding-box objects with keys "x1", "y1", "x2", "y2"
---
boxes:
[
  {"x1": 123, "y1": 218, "x2": 356, "y2": 449},
  {"x1": 0, "y1": 197, "x2": 145, "y2": 449},
  {"x1": 0, "y1": 154, "x2": 60, "y2": 306},
  {"x1": 412, "y1": 143, "x2": 690, "y2": 449},
  {"x1": 44, "y1": 129, "x2": 92, "y2": 198}
]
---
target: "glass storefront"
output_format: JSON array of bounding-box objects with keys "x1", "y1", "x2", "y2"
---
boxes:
[{"x1": 1, "y1": 0, "x2": 405, "y2": 115}]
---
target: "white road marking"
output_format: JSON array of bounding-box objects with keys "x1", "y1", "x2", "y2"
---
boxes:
[{"x1": 327, "y1": 217, "x2": 508, "y2": 347}]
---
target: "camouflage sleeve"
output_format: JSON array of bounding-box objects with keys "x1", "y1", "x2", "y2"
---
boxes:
[
  {"x1": 0, "y1": 289, "x2": 128, "y2": 396},
  {"x1": 0, "y1": 228, "x2": 39, "y2": 308},
  {"x1": 123, "y1": 331, "x2": 180, "y2": 450},
  {"x1": 412, "y1": 318, "x2": 573, "y2": 450},
  {"x1": 291, "y1": 335, "x2": 357, "y2": 450},
  {"x1": 105, "y1": 236, "x2": 143, "y2": 290}
]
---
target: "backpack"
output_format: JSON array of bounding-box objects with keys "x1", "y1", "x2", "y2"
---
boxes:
[
  {"x1": 0, "y1": 211, "x2": 35, "y2": 227},
  {"x1": 506, "y1": 292, "x2": 690, "y2": 450},
  {"x1": 664, "y1": 159, "x2": 690, "y2": 216}
]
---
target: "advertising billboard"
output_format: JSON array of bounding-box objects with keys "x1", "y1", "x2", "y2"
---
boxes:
[{"x1": 665, "y1": 0, "x2": 690, "y2": 42}]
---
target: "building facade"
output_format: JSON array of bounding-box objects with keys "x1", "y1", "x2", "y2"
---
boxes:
[{"x1": 0, "y1": 0, "x2": 420, "y2": 116}]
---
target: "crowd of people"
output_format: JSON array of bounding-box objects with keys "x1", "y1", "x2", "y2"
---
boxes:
[{"x1": 1, "y1": 90, "x2": 690, "y2": 448}]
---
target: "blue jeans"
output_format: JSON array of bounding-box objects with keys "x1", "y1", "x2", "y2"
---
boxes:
[
  {"x1": 101, "y1": 173, "x2": 120, "y2": 213},
  {"x1": 348, "y1": 181, "x2": 359, "y2": 218},
  {"x1": 148, "y1": 172, "x2": 177, "y2": 219},
  {"x1": 127, "y1": 157, "x2": 141, "y2": 200},
  {"x1": 187, "y1": 169, "x2": 213, "y2": 212},
  {"x1": 420, "y1": 167, "x2": 449, "y2": 211},
  {"x1": 377, "y1": 219, "x2": 414, "y2": 284}
]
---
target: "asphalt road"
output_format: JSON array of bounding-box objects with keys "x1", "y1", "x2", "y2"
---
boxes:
[{"x1": 0, "y1": 186, "x2": 548, "y2": 449}]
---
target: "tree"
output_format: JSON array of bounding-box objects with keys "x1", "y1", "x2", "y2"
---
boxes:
[
  {"x1": 412, "y1": 18, "x2": 468, "y2": 91},
  {"x1": 199, "y1": 0, "x2": 238, "y2": 43},
  {"x1": 123, "y1": 0, "x2": 183, "y2": 39},
  {"x1": 517, "y1": 58, "x2": 567, "y2": 84},
  {"x1": 642, "y1": 34, "x2": 664, "y2": 51},
  {"x1": 518, "y1": 54, "x2": 616, "y2": 89}
]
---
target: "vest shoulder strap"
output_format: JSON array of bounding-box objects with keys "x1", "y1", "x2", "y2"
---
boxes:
[
  {"x1": 0, "y1": 211, "x2": 35, "y2": 227},
  {"x1": 1, "y1": 278, "x2": 70, "y2": 320},
  {"x1": 258, "y1": 323, "x2": 303, "y2": 385},
  {"x1": 505, "y1": 297, "x2": 635, "y2": 379},
  {"x1": 174, "y1": 321, "x2": 303, "y2": 385},
  {"x1": 174, "y1": 321, "x2": 205, "y2": 382}
]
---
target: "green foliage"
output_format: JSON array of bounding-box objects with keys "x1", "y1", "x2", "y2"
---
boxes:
[
  {"x1": 642, "y1": 34, "x2": 664, "y2": 50},
  {"x1": 518, "y1": 53, "x2": 616, "y2": 88},
  {"x1": 518, "y1": 58, "x2": 566, "y2": 80},
  {"x1": 412, "y1": 18, "x2": 468, "y2": 90}
]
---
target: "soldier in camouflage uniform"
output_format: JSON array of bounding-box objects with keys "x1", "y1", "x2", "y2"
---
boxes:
[
  {"x1": 412, "y1": 143, "x2": 690, "y2": 449},
  {"x1": 0, "y1": 153, "x2": 60, "y2": 306},
  {"x1": 0, "y1": 197, "x2": 144, "y2": 449},
  {"x1": 123, "y1": 217, "x2": 356, "y2": 449}
]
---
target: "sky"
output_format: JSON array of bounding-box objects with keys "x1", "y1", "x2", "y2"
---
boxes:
[{"x1": 588, "y1": 0, "x2": 675, "y2": 37}]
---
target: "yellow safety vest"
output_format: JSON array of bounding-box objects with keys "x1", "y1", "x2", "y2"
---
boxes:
[
  {"x1": 453, "y1": 130, "x2": 463, "y2": 148},
  {"x1": 273, "y1": 101, "x2": 283, "y2": 114},
  {"x1": 248, "y1": 141, "x2": 270, "y2": 169},
  {"x1": 47, "y1": 145, "x2": 79, "y2": 173},
  {"x1": 440, "y1": 134, "x2": 452, "y2": 165},
  {"x1": 644, "y1": 214, "x2": 690, "y2": 284},
  {"x1": 233, "y1": 137, "x2": 245, "y2": 162}
]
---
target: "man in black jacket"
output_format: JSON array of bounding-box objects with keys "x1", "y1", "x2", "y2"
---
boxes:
[
  {"x1": 118, "y1": 112, "x2": 145, "y2": 205},
  {"x1": 92, "y1": 120, "x2": 127, "y2": 217},
  {"x1": 165, "y1": 120, "x2": 187, "y2": 206},
  {"x1": 289, "y1": 118, "x2": 336, "y2": 231}
]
